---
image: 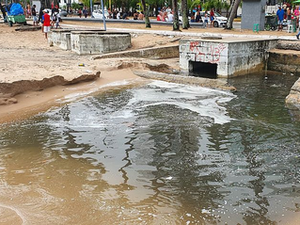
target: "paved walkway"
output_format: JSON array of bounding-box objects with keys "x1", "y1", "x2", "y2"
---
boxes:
[{"x1": 61, "y1": 22, "x2": 299, "y2": 42}]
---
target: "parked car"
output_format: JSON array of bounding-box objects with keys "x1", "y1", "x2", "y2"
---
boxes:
[
  {"x1": 212, "y1": 11, "x2": 227, "y2": 27},
  {"x1": 92, "y1": 10, "x2": 109, "y2": 19},
  {"x1": 59, "y1": 9, "x2": 67, "y2": 17}
]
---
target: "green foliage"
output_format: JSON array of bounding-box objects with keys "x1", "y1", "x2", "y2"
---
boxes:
[
  {"x1": 200, "y1": 0, "x2": 230, "y2": 11},
  {"x1": 72, "y1": 3, "x2": 82, "y2": 9},
  {"x1": 81, "y1": 0, "x2": 94, "y2": 8},
  {"x1": 129, "y1": 0, "x2": 140, "y2": 10},
  {"x1": 137, "y1": 0, "x2": 151, "y2": 13},
  {"x1": 190, "y1": 0, "x2": 201, "y2": 10},
  {"x1": 137, "y1": 2, "x2": 144, "y2": 12}
]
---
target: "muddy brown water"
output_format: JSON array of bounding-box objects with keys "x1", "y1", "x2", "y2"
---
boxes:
[{"x1": 0, "y1": 72, "x2": 300, "y2": 224}]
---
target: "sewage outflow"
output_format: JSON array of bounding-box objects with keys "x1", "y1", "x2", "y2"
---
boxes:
[{"x1": 0, "y1": 72, "x2": 300, "y2": 224}]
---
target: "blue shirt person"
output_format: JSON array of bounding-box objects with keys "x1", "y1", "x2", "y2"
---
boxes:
[{"x1": 276, "y1": 7, "x2": 285, "y2": 31}]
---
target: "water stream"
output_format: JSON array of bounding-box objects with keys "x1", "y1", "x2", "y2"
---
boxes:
[{"x1": 0, "y1": 72, "x2": 300, "y2": 224}]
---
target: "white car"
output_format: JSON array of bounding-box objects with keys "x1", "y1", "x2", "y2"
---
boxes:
[
  {"x1": 92, "y1": 10, "x2": 109, "y2": 19},
  {"x1": 212, "y1": 11, "x2": 227, "y2": 27}
]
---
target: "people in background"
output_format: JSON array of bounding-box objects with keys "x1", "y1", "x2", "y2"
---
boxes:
[
  {"x1": 138, "y1": 12, "x2": 144, "y2": 20},
  {"x1": 51, "y1": 5, "x2": 59, "y2": 27},
  {"x1": 210, "y1": 8, "x2": 214, "y2": 27},
  {"x1": 83, "y1": 7, "x2": 88, "y2": 18},
  {"x1": 167, "y1": 11, "x2": 173, "y2": 22},
  {"x1": 294, "y1": 6, "x2": 299, "y2": 28},
  {"x1": 195, "y1": 10, "x2": 201, "y2": 22},
  {"x1": 26, "y1": 4, "x2": 31, "y2": 18},
  {"x1": 133, "y1": 11, "x2": 138, "y2": 20},
  {"x1": 43, "y1": 9, "x2": 51, "y2": 39},
  {"x1": 204, "y1": 11, "x2": 209, "y2": 28},
  {"x1": 277, "y1": 6, "x2": 285, "y2": 31},
  {"x1": 31, "y1": 4, "x2": 37, "y2": 26},
  {"x1": 287, "y1": 7, "x2": 292, "y2": 25}
]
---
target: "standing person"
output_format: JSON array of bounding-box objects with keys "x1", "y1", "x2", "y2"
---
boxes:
[
  {"x1": 204, "y1": 11, "x2": 209, "y2": 28},
  {"x1": 277, "y1": 6, "x2": 285, "y2": 31},
  {"x1": 210, "y1": 8, "x2": 214, "y2": 27},
  {"x1": 40, "y1": 11, "x2": 45, "y2": 33},
  {"x1": 287, "y1": 7, "x2": 292, "y2": 25},
  {"x1": 83, "y1": 7, "x2": 88, "y2": 18},
  {"x1": 53, "y1": 12, "x2": 61, "y2": 28},
  {"x1": 195, "y1": 9, "x2": 201, "y2": 22},
  {"x1": 51, "y1": 5, "x2": 59, "y2": 28},
  {"x1": 31, "y1": 4, "x2": 37, "y2": 26},
  {"x1": 78, "y1": 8, "x2": 82, "y2": 18},
  {"x1": 26, "y1": 4, "x2": 31, "y2": 18},
  {"x1": 43, "y1": 10, "x2": 51, "y2": 39},
  {"x1": 294, "y1": 6, "x2": 299, "y2": 28}
]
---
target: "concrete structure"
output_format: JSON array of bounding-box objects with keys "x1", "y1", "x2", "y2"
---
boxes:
[
  {"x1": 92, "y1": 45, "x2": 179, "y2": 60},
  {"x1": 179, "y1": 38, "x2": 278, "y2": 78},
  {"x1": 50, "y1": 29, "x2": 73, "y2": 50},
  {"x1": 241, "y1": 0, "x2": 266, "y2": 31},
  {"x1": 50, "y1": 29, "x2": 131, "y2": 55}
]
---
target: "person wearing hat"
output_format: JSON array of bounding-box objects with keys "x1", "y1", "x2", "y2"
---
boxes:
[{"x1": 43, "y1": 9, "x2": 51, "y2": 39}]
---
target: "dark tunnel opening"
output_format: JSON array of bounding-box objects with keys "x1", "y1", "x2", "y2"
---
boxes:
[{"x1": 189, "y1": 61, "x2": 218, "y2": 79}]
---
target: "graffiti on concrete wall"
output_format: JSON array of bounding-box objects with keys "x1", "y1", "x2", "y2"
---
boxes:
[{"x1": 189, "y1": 41, "x2": 227, "y2": 64}]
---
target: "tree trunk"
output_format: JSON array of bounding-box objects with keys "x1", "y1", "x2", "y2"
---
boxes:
[
  {"x1": 172, "y1": 0, "x2": 180, "y2": 31},
  {"x1": 38, "y1": 0, "x2": 51, "y2": 22},
  {"x1": 181, "y1": 0, "x2": 189, "y2": 29},
  {"x1": 141, "y1": 0, "x2": 151, "y2": 28},
  {"x1": 225, "y1": 0, "x2": 241, "y2": 29}
]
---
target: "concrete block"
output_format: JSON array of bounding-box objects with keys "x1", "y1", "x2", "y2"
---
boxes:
[{"x1": 180, "y1": 38, "x2": 277, "y2": 77}]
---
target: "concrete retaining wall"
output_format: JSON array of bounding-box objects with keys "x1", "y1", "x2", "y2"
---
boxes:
[
  {"x1": 92, "y1": 45, "x2": 179, "y2": 60},
  {"x1": 50, "y1": 30, "x2": 72, "y2": 50},
  {"x1": 50, "y1": 30, "x2": 131, "y2": 55},
  {"x1": 268, "y1": 50, "x2": 300, "y2": 73},
  {"x1": 180, "y1": 38, "x2": 278, "y2": 77}
]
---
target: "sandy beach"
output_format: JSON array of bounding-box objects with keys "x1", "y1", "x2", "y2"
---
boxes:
[{"x1": 0, "y1": 21, "x2": 183, "y2": 123}]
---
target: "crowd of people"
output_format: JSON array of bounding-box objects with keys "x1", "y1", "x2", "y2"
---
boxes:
[
  {"x1": 20, "y1": 3, "x2": 221, "y2": 40},
  {"x1": 275, "y1": 3, "x2": 300, "y2": 39},
  {"x1": 156, "y1": 6, "x2": 215, "y2": 28},
  {"x1": 276, "y1": 4, "x2": 298, "y2": 31},
  {"x1": 27, "y1": 4, "x2": 61, "y2": 38}
]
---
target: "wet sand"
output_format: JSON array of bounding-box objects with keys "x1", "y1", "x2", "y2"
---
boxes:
[
  {"x1": 0, "y1": 68, "x2": 145, "y2": 123},
  {"x1": 0, "y1": 22, "x2": 176, "y2": 123}
]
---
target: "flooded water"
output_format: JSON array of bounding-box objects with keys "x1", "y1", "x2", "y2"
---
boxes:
[{"x1": 1, "y1": 73, "x2": 300, "y2": 224}]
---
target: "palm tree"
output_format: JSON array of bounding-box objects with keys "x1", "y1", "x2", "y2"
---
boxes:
[
  {"x1": 225, "y1": 0, "x2": 241, "y2": 29},
  {"x1": 141, "y1": 0, "x2": 151, "y2": 28},
  {"x1": 181, "y1": 0, "x2": 190, "y2": 29},
  {"x1": 172, "y1": 0, "x2": 180, "y2": 30}
]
